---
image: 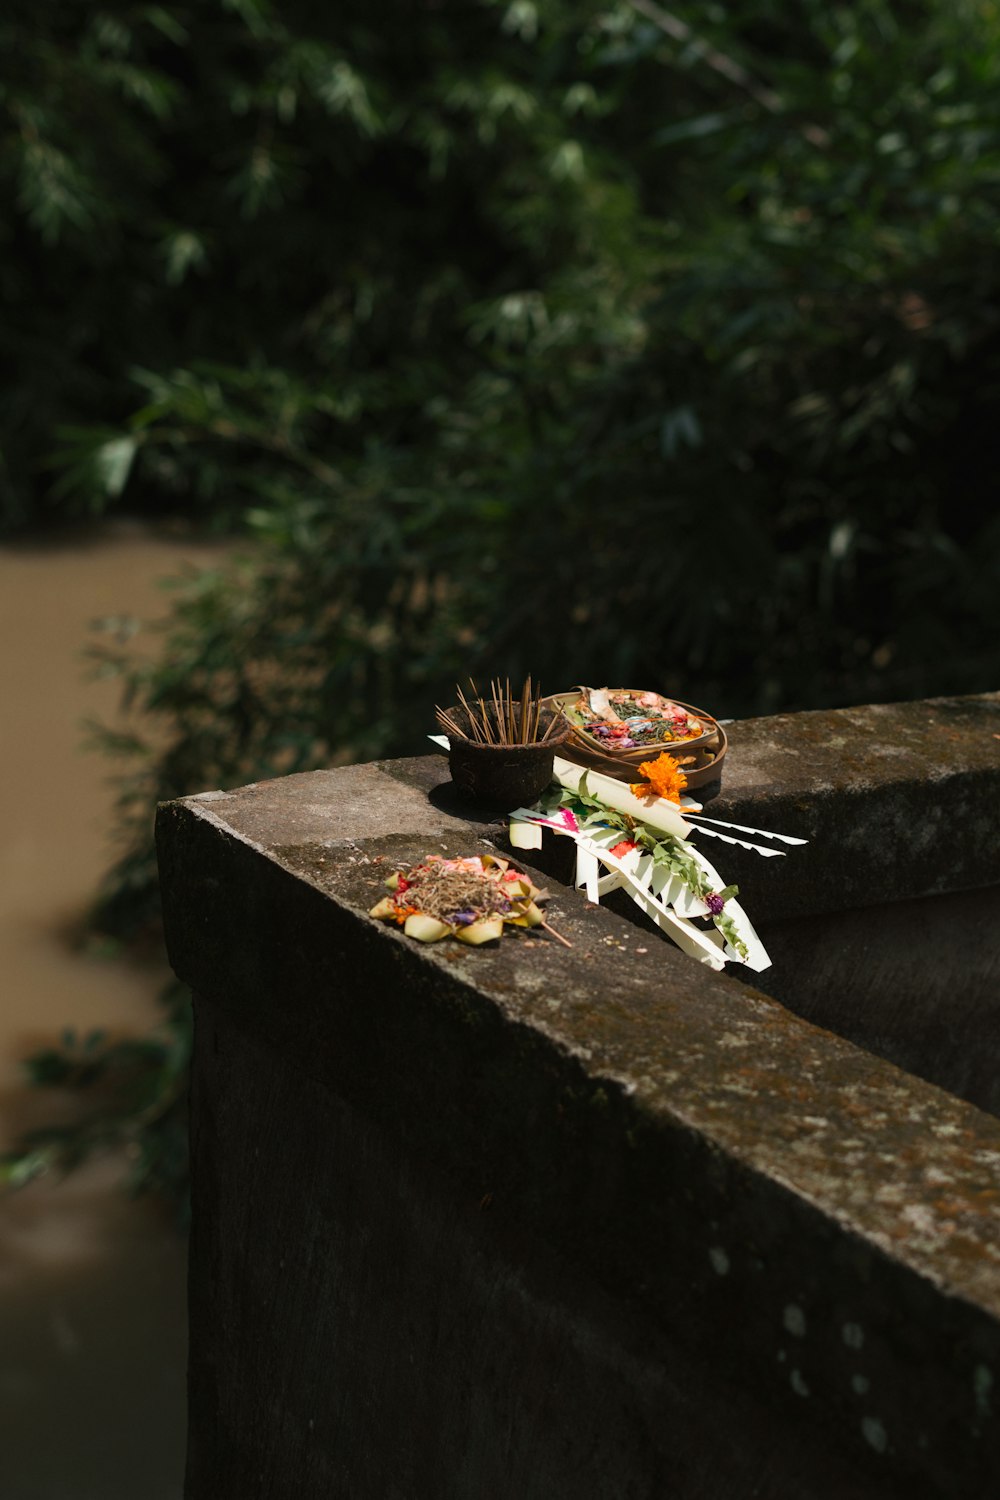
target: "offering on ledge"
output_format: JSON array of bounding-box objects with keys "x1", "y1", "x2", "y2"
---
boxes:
[
  {"x1": 544, "y1": 686, "x2": 727, "y2": 789},
  {"x1": 369, "y1": 853, "x2": 570, "y2": 947},
  {"x1": 426, "y1": 676, "x2": 804, "y2": 970},
  {"x1": 568, "y1": 686, "x2": 705, "y2": 749}
]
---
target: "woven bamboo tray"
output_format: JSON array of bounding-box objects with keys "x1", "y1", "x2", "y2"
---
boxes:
[{"x1": 542, "y1": 691, "x2": 728, "y2": 791}]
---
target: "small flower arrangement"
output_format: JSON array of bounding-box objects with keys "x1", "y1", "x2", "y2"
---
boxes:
[
  {"x1": 369, "y1": 853, "x2": 569, "y2": 946},
  {"x1": 630, "y1": 752, "x2": 688, "y2": 805}
]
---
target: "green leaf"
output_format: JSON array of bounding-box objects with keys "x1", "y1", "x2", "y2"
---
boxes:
[
  {"x1": 95, "y1": 436, "x2": 139, "y2": 497},
  {"x1": 652, "y1": 112, "x2": 738, "y2": 146},
  {"x1": 161, "y1": 230, "x2": 207, "y2": 286}
]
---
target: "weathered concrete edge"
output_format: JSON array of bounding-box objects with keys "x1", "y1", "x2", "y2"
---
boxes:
[
  {"x1": 157, "y1": 783, "x2": 1000, "y2": 1492},
  {"x1": 184, "y1": 998, "x2": 910, "y2": 1500},
  {"x1": 158, "y1": 788, "x2": 1000, "y2": 1309},
  {"x1": 720, "y1": 694, "x2": 1000, "y2": 796},
  {"x1": 674, "y1": 693, "x2": 1000, "y2": 919},
  {"x1": 371, "y1": 706, "x2": 1000, "y2": 925}
]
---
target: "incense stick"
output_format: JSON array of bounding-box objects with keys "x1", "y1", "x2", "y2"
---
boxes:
[{"x1": 438, "y1": 678, "x2": 565, "y2": 747}]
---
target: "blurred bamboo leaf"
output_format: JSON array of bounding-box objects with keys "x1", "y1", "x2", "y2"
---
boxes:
[{"x1": 3, "y1": 0, "x2": 1000, "y2": 1210}]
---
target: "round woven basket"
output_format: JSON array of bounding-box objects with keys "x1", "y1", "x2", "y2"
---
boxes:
[
  {"x1": 445, "y1": 704, "x2": 573, "y2": 806},
  {"x1": 542, "y1": 690, "x2": 727, "y2": 791}
]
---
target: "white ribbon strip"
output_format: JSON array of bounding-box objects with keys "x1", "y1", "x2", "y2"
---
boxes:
[
  {"x1": 686, "y1": 824, "x2": 786, "y2": 858},
  {"x1": 684, "y1": 811, "x2": 807, "y2": 845}
]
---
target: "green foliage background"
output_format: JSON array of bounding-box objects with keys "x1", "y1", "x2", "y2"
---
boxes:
[{"x1": 2, "y1": 0, "x2": 999, "y2": 1199}]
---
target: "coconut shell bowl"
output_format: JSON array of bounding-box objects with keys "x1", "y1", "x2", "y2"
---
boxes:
[{"x1": 436, "y1": 680, "x2": 574, "y2": 807}]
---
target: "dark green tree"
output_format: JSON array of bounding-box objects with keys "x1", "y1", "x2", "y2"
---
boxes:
[{"x1": 4, "y1": 0, "x2": 999, "y2": 1201}]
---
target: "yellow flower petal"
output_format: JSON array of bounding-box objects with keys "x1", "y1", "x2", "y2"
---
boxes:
[
  {"x1": 631, "y1": 752, "x2": 687, "y2": 804},
  {"x1": 403, "y1": 913, "x2": 451, "y2": 942},
  {"x1": 455, "y1": 917, "x2": 505, "y2": 945}
]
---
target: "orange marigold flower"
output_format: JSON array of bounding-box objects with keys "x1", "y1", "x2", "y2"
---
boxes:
[{"x1": 630, "y1": 753, "x2": 688, "y2": 805}]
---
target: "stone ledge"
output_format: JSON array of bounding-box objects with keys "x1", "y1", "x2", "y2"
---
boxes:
[
  {"x1": 159, "y1": 766, "x2": 1000, "y2": 1311},
  {"x1": 158, "y1": 700, "x2": 1000, "y2": 1498},
  {"x1": 704, "y1": 692, "x2": 1000, "y2": 919}
]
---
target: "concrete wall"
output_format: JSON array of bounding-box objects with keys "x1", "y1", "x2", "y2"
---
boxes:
[{"x1": 158, "y1": 693, "x2": 1000, "y2": 1499}]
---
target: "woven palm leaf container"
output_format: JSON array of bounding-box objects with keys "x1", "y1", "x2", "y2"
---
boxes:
[
  {"x1": 444, "y1": 703, "x2": 572, "y2": 805},
  {"x1": 543, "y1": 689, "x2": 728, "y2": 790}
]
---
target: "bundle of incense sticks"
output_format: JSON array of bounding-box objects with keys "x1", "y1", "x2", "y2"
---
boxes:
[{"x1": 435, "y1": 677, "x2": 565, "y2": 747}]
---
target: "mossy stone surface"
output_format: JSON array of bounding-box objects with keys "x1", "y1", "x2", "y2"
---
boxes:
[{"x1": 159, "y1": 693, "x2": 1000, "y2": 1500}]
